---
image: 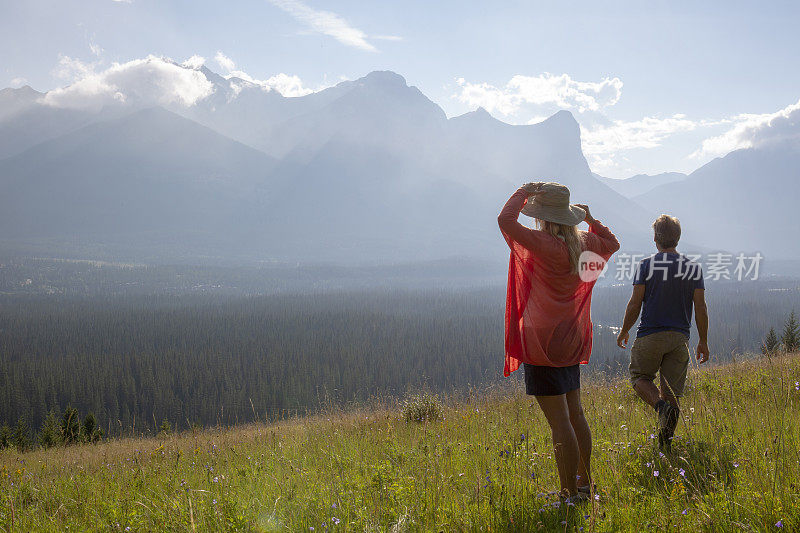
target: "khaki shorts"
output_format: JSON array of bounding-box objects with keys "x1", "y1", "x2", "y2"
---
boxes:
[{"x1": 629, "y1": 330, "x2": 690, "y2": 397}]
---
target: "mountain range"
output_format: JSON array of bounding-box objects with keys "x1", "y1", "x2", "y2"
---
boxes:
[
  {"x1": 0, "y1": 64, "x2": 797, "y2": 264},
  {"x1": 596, "y1": 172, "x2": 687, "y2": 198}
]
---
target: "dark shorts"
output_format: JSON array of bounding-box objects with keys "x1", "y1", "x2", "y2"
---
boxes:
[{"x1": 523, "y1": 363, "x2": 581, "y2": 396}]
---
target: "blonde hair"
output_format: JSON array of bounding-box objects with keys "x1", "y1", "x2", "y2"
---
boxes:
[{"x1": 537, "y1": 219, "x2": 584, "y2": 274}]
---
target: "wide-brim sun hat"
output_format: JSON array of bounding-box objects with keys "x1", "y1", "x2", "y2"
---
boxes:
[{"x1": 520, "y1": 181, "x2": 585, "y2": 226}]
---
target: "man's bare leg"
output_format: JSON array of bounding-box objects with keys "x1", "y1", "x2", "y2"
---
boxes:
[
  {"x1": 635, "y1": 377, "x2": 678, "y2": 450},
  {"x1": 633, "y1": 377, "x2": 662, "y2": 408},
  {"x1": 660, "y1": 374, "x2": 679, "y2": 409}
]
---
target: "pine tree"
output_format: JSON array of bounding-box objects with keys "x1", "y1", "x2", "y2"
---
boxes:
[
  {"x1": 12, "y1": 418, "x2": 32, "y2": 452},
  {"x1": 61, "y1": 406, "x2": 81, "y2": 444},
  {"x1": 782, "y1": 310, "x2": 800, "y2": 353},
  {"x1": 762, "y1": 327, "x2": 780, "y2": 355},
  {"x1": 82, "y1": 413, "x2": 101, "y2": 443},
  {"x1": 39, "y1": 410, "x2": 62, "y2": 448},
  {"x1": 0, "y1": 425, "x2": 11, "y2": 449}
]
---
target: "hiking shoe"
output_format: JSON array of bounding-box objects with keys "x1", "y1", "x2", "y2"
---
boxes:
[
  {"x1": 657, "y1": 402, "x2": 679, "y2": 451},
  {"x1": 666, "y1": 405, "x2": 680, "y2": 438},
  {"x1": 564, "y1": 492, "x2": 591, "y2": 505}
]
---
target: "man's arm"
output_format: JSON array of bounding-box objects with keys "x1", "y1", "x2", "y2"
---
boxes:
[
  {"x1": 617, "y1": 284, "x2": 645, "y2": 348},
  {"x1": 693, "y1": 288, "x2": 710, "y2": 363}
]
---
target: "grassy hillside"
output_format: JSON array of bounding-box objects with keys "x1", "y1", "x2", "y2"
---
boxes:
[{"x1": 1, "y1": 354, "x2": 799, "y2": 532}]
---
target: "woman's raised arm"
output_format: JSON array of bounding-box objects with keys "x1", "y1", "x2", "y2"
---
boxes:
[
  {"x1": 585, "y1": 217, "x2": 620, "y2": 259},
  {"x1": 497, "y1": 186, "x2": 549, "y2": 252}
]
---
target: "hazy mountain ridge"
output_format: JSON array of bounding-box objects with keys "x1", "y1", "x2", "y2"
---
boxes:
[
  {"x1": 0, "y1": 85, "x2": 43, "y2": 121},
  {"x1": 635, "y1": 141, "x2": 800, "y2": 259},
  {"x1": 1, "y1": 64, "x2": 794, "y2": 263},
  {"x1": 0, "y1": 107, "x2": 278, "y2": 257},
  {"x1": 596, "y1": 171, "x2": 687, "y2": 198}
]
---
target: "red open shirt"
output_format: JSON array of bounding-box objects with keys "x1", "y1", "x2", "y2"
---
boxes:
[{"x1": 498, "y1": 188, "x2": 620, "y2": 376}]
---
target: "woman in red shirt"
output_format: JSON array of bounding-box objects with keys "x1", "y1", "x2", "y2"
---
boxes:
[{"x1": 498, "y1": 181, "x2": 619, "y2": 500}]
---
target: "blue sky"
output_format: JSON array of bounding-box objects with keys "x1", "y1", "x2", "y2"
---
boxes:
[{"x1": 3, "y1": 0, "x2": 800, "y2": 177}]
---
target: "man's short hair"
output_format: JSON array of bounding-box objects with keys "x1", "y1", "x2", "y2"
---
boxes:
[{"x1": 653, "y1": 214, "x2": 681, "y2": 248}]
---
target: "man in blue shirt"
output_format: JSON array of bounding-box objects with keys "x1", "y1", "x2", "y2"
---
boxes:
[{"x1": 617, "y1": 214, "x2": 710, "y2": 451}]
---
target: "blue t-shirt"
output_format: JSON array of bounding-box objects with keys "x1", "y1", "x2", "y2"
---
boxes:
[{"x1": 633, "y1": 252, "x2": 705, "y2": 339}]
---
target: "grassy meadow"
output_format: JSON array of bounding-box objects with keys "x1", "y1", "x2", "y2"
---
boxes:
[{"x1": 1, "y1": 353, "x2": 799, "y2": 532}]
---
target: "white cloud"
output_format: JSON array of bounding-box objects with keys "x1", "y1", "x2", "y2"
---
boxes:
[
  {"x1": 525, "y1": 115, "x2": 550, "y2": 125},
  {"x1": 454, "y1": 73, "x2": 623, "y2": 116},
  {"x1": 42, "y1": 55, "x2": 215, "y2": 110},
  {"x1": 228, "y1": 70, "x2": 315, "y2": 97},
  {"x1": 52, "y1": 55, "x2": 99, "y2": 82},
  {"x1": 587, "y1": 155, "x2": 618, "y2": 171},
  {"x1": 89, "y1": 41, "x2": 104, "y2": 57},
  {"x1": 581, "y1": 115, "x2": 703, "y2": 156},
  {"x1": 214, "y1": 51, "x2": 236, "y2": 73},
  {"x1": 579, "y1": 98, "x2": 800, "y2": 174},
  {"x1": 692, "y1": 98, "x2": 800, "y2": 158},
  {"x1": 10, "y1": 77, "x2": 28, "y2": 87},
  {"x1": 260, "y1": 73, "x2": 314, "y2": 97},
  {"x1": 268, "y1": 0, "x2": 379, "y2": 52},
  {"x1": 579, "y1": 114, "x2": 724, "y2": 173},
  {"x1": 182, "y1": 55, "x2": 206, "y2": 69},
  {"x1": 214, "y1": 51, "x2": 316, "y2": 97},
  {"x1": 42, "y1": 52, "x2": 321, "y2": 109}
]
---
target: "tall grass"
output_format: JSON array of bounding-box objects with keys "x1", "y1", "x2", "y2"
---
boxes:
[{"x1": 1, "y1": 353, "x2": 798, "y2": 532}]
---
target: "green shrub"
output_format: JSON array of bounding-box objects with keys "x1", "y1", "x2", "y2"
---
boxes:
[
  {"x1": 158, "y1": 419, "x2": 172, "y2": 436},
  {"x1": 401, "y1": 393, "x2": 442, "y2": 423}
]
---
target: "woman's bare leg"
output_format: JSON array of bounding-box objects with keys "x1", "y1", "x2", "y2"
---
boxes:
[
  {"x1": 566, "y1": 388, "x2": 592, "y2": 488},
  {"x1": 535, "y1": 394, "x2": 579, "y2": 495}
]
